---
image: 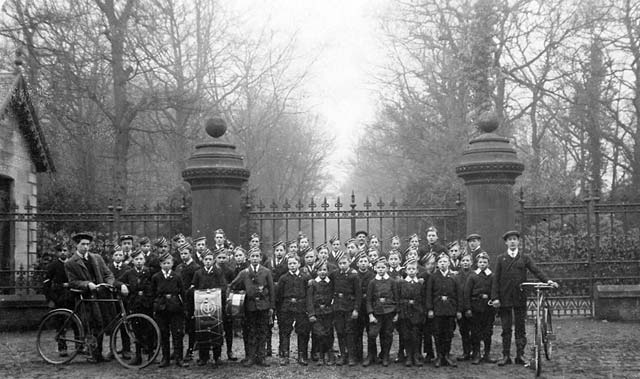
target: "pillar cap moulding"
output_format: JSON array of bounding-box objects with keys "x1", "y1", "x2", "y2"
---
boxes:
[{"x1": 456, "y1": 116, "x2": 524, "y2": 185}]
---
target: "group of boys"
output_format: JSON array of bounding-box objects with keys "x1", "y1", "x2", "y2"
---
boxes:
[{"x1": 43, "y1": 226, "x2": 557, "y2": 371}]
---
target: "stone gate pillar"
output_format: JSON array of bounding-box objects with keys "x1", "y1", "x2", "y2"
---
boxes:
[
  {"x1": 456, "y1": 118, "x2": 524, "y2": 261},
  {"x1": 182, "y1": 118, "x2": 250, "y2": 245}
]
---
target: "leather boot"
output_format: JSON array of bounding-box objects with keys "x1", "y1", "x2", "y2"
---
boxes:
[
  {"x1": 298, "y1": 350, "x2": 308, "y2": 366},
  {"x1": 414, "y1": 353, "x2": 423, "y2": 367},
  {"x1": 362, "y1": 354, "x2": 373, "y2": 367},
  {"x1": 497, "y1": 355, "x2": 512, "y2": 366},
  {"x1": 444, "y1": 354, "x2": 457, "y2": 367},
  {"x1": 382, "y1": 353, "x2": 390, "y2": 367},
  {"x1": 327, "y1": 351, "x2": 336, "y2": 366},
  {"x1": 483, "y1": 345, "x2": 497, "y2": 363},
  {"x1": 280, "y1": 352, "x2": 289, "y2": 366},
  {"x1": 434, "y1": 354, "x2": 442, "y2": 368},
  {"x1": 471, "y1": 349, "x2": 482, "y2": 365}
]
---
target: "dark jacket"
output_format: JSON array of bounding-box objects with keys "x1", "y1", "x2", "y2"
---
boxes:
[
  {"x1": 426, "y1": 270, "x2": 461, "y2": 316},
  {"x1": 491, "y1": 251, "x2": 549, "y2": 307},
  {"x1": 43, "y1": 258, "x2": 74, "y2": 308},
  {"x1": 330, "y1": 269, "x2": 361, "y2": 312},
  {"x1": 357, "y1": 268, "x2": 375, "y2": 307},
  {"x1": 122, "y1": 266, "x2": 154, "y2": 311},
  {"x1": 151, "y1": 270, "x2": 185, "y2": 314},
  {"x1": 108, "y1": 261, "x2": 131, "y2": 288},
  {"x1": 398, "y1": 277, "x2": 426, "y2": 324},
  {"x1": 265, "y1": 256, "x2": 289, "y2": 283},
  {"x1": 307, "y1": 277, "x2": 334, "y2": 316},
  {"x1": 230, "y1": 264, "x2": 275, "y2": 311},
  {"x1": 65, "y1": 252, "x2": 115, "y2": 291},
  {"x1": 275, "y1": 270, "x2": 310, "y2": 313},
  {"x1": 366, "y1": 274, "x2": 398, "y2": 315},
  {"x1": 464, "y1": 268, "x2": 493, "y2": 313}
]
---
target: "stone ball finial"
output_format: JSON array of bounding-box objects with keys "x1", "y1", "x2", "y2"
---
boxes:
[
  {"x1": 476, "y1": 112, "x2": 499, "y2": 133},
  {"x1": 205, "y1": 117, "x2": 227, "y2": 138}
]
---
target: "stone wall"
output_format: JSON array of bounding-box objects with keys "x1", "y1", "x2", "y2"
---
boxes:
[{"x1": 0, "y1": 108, "x2": 38, "y2": 272}]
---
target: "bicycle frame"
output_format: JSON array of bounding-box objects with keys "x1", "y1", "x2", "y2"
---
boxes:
[
  {"x1": 71, "y1": 284, "x2": 128, "y2": 346},
  {"x1": 521, "y1": 282, "x2": 554, "y2": 377}
]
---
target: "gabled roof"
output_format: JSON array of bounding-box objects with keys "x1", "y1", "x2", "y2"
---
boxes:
[{"x1": 0, "y1": 71, "x2": 54, "y2": 172}]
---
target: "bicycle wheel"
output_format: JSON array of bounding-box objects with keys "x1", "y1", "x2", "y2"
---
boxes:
[
  {"x1": 542, "y1": 307, "x2": 553, "y2": 360},
  {"x1": 110, "y1": 313, "x2": 161, "y2": 369},
  {"x1": 37, "y1": 309, "x2": 84, "y2": 365},
  {"x1": 534, "y1": 315, "x2": 542, "y2": 377}
]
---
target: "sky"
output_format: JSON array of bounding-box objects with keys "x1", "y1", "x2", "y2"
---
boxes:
[{"x1": 226, "y1": 0, "x2": 388, "y2": 191}]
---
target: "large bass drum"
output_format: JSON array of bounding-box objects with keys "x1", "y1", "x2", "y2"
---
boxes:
[{"x1": 194, "y1": 289, "x2": 224, "y2": 347}]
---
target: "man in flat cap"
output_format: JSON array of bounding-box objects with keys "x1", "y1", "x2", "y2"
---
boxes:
[
  {"x1": 466, "y1": 234, "x2": 485, "y2": 269},
  {"x1": 65, "y1": 232, "x2": 127, "y2": 363},
  {"x1": 492, "y1": 230, "x2": 558, "y2": 367}
]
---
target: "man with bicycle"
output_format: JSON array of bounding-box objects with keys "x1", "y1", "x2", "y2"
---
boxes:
[
  {"x1": 65, "y1": 232, "x2": 129, "y2": 363},
  {"x1": 491, "y1": 230, "x2": 558, "y2": 367}
]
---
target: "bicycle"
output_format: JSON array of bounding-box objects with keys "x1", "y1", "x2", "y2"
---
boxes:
[
  {"x1": 520, "y1": 282, "x2": 556, "y2": 377},
  {"x1": 36, "y1": 283, "x2": 161, "y2": 369}
]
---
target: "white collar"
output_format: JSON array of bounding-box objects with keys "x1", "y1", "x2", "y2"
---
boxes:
[
  {"x1": 184, "y1": 258, "x2": 193, "y2": 265},
  {"x1": 205, "y1": 266, "x2": 214, "y2": 274},
  {"x1": 251, "y1": 264, "x2": 260, "y2": 272},
  {"x1": 163, "y1": 270, "x2": 172, "y2": 278},
  {"x1": 315, "y1": 276, "x2": 330, "y2": 283},
  {"x1": 439, "y1": 269, "x2": 450, "y2": 277},
  {"x1": 289, "y1": 269, "x2": 300, "y2": 276},
  {"x1": 475, "y1": 268, "x2": 492, "y2": 275},
  {"x1": 508, "y1": 248, "x2": 519, "y2": 258},
  {"x1": 114, "y1": 262, "x2": 122, "y2": 268},
  {"x1": 405, "y1": 276, "x2": 419, "y2": 283},
  {"x1": 375, "y1": 273, "x2": 390, "y2": 280}
]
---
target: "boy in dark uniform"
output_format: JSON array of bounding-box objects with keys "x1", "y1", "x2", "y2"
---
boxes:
[
  {"x1": 463, "y1": 252, "x2": 497, "y2": 364},
  {"x1": 307, "y1": 260, "x2": 335, "y2": 366},
  {"x1": 365, "y1": 257, "x2": 398, "y2": 367},
  {"x1": 386, "y1": 250, "x2": 404, "y2": 363},
  {"x1": 327, "y1": 236, "x2": 344, "y2": 267},
  {"x1": 192, "y1": 236, "x2": 207, "y2": 266},
  {"x1": 152, "y1": 252, "x2": 187, "y2": 367},
  {"x1": 266, "y1": 241, "x2": 289, "y2": 284},
  {"x1": 275, "y1": 255, "x2": 311, "y2": 366},
  {"x1": 171, "y1": 233, "x2": 186, "y2": 268},
  {"x1": 43, "y1": 243, "x2": 73, "y2": 357},
  {"x1": 122, "y1": 249, "x2": 154, "y2": 365},
  {"x1": 191, "y1": 248, "x2": 233, "y2": 366},
  {"x1": 417, "y1": 252, "x2": 437, "y2": 363},
  {"x1": 229, "y1": 247, "x2": 275, "y2": 367},
  {"x1": 423, "y1": 227, "x2": 447, "y2": 264},
  {"x1": 330, "y1": 254, "x2": 361, "y2": 366},
  {"x1": 108, "y1": 247, "x2": 133, "y2": 359},
  {"x1": 448, "y1": 241, "x2": 462, "y2": 273},
  {"x1": 456, "y1": 253, "x2": 474, "y2": 361},
  {"x1": 492, "y1": 230, "x2": 558, "y2": 366},
  {"x1": 427, "y1": 252, "x2": 462, "y2": 368},
  {"x1": 152, "y1": 237, "x2": 169, "y2": 275},
  {"x1": 397, "y1": 258, "x2": 425, "y2": 367},
  {"x1": 175, "y1": 242, "x2": 200, "y2": 362},
  {"x1": 43, "y1": 243, "x2": 73, "y2": 310},
  {"x1": 138, "y1": 237, "x2": 159, "y2": 277},
  {"x1": 353, "y1": 253, "x2": 374, "y2": 365},
  {"x1": 265, "y1": 240, "x2": 288, "y2": 357},
  {"x1": 118, "y1": 235, "x2": 135, "y2": 266}
]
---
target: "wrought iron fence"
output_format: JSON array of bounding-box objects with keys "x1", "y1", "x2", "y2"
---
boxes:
[
  {"x1": 518, "y1": 190, "x2": 640, "y2": 317},
  {"x1": 0, "y1": 199, "x2": 190, "y2": 295},
  {"x1": 247, "y1": 192, "x2": 466, "y2": 253}
]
